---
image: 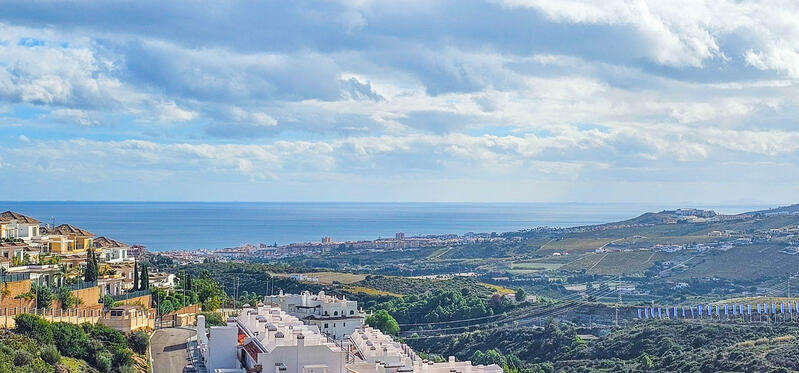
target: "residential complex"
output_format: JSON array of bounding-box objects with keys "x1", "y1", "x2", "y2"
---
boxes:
[
  {"x1": 198, "y1": 304, "x2": 502, "y2": 373},
  {"x1": 266, "y1": 290, "x2": 365, "y2": 340}
]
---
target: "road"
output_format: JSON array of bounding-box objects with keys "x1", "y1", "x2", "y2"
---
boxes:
[{"x1": 151, "y1": 327, "x2": 196, "y2": 373}]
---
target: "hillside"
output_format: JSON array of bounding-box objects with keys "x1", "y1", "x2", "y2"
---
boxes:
[
  {"x1": 408, "y1": 320, "x2": 799, "y2": 373},
  {"x1": 748, "y1": 203, "x2": 799, "y2": 216}
]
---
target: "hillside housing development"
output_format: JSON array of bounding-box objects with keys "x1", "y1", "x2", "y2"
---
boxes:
[{"x1": 197, "y1": 301, "x2": 502, "y2": 373}]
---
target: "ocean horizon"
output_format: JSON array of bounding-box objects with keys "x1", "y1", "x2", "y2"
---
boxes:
[{"x1": 0, "y1": 201, "x2": 772, "y2": 252}]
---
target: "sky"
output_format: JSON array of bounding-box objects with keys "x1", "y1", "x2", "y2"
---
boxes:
[{"x1": 1, "y1": 0, "x2": 799, "y2": 203}]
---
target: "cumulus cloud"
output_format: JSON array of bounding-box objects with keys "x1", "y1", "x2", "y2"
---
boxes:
[{"x1": 0, "y1": 1, "x2": 799, "y2": 201}]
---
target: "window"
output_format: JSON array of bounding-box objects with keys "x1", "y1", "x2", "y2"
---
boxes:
[
  {"x1": 334, "y1": 311, "x2": 338, "y2": 316},
  {"x1": 343, "y1": 322, "x2": 346, "y2": 327},
  {"x1": 350, "y1": 310, "x2": 354, "y2": 315},
  {"x1": 324, "y1": 323, "x2": 328, "y2": 328}
]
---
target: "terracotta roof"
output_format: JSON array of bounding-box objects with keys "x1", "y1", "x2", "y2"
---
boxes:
[
  {"x1": 50, "y1": 224, "x2": 94, "y2": 237},
  {"x1": 94, "y1": 236, "x2": 128, "y2": 248},
  {"x1": 0, "y1": 211, "x2": 40, "y2": 224},
  {"x1": 0, "y1": 242, "x2": 28, "y2": 249}
]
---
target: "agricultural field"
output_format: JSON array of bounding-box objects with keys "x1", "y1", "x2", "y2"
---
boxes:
[
  {"x1": 669, "y1": 244, "x2": 799, "y2": 281},
  {"x1": 560, "y1": 250, "x2": 674, "y2": 275},
  {"x1": 508, "y1": 260, "x2": 564, "y2": 274},
  {"x1": 538, "y1": 237, "x2": 612, "y2": 254},
  {"x1": 291, "y1": 271, "x2": 367, "y2": 284}
]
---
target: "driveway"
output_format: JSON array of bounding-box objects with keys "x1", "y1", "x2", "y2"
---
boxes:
[{"x1": 151, "y1": 327, "x2": 196, "y2": 373}]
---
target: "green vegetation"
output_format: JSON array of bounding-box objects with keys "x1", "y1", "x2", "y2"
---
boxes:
[
  {"x1": 14, "y1": 314, "x2": 145, "y2": 372},
  {"x1": 365, "y1": 310, "x2": 399, "y2": 336},
  {"x1": 408, "y1": 318, "x2": 799, "y2": 373},
  {"x1": 371, "y1": 288, "x2": 512, "y2": 325},
  {"x1": 200, "y1": 311, "x2": 226, "y2": 327},
  {"x1": 84, "y1": 247, "x2": 98, "y2": 282},
  {"x1": 354, "y1": 276, "x2": 499, "y2": 297}
]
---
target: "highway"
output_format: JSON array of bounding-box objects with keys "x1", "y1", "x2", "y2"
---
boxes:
[{"x1": 151, "y1": 327, "x2": 196, "y2": 373}]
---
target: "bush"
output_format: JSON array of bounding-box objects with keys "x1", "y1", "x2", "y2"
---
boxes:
[
  {"x1": 128, "y1": 330, "x2": 150, "y2": 354},
  {"x1": 95, "y1": 352, "x2": 112, "y2": 373},
  {"x1": 118, "y1": 365, "x2": 137, "y2": 373},
  {"x1": 40, "y1": 344, "x2": 61, "y2": 365},
  {"x1": 51, "y1": 322, "x2": 90, "y2": 359},
  {"x1": 84, "y1": 323, "x2": 128, "y2": 351},
  {"x1": 14, "y1": 314, "x2": 54, "y2": 344},
  {"x1": 200, "y1": 311, "x2": 225, "y2": 326},
  {"x1": 112, "y1": 347, "x2": 133, "y2": 368},
  {"x1": 13, "y1": 350, "x2": 33, "y2": 366}
]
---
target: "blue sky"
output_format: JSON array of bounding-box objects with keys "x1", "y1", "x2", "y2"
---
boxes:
[{"x1": 1, "y1": 0, "x2": 799, "y2": 203}]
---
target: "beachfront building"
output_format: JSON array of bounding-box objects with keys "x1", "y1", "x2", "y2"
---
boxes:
[
  {"x1": 94, "y1": 236, "x2": 133, "y2": 263},
  {"x1": 200, "y1": 306, "x2": 348, "y2": 373},
  {"x1": 266, "y1": 290, "x2": 365, "y2": 340},
  {"x1": 0, "y1": 211, "x2": 41, "y2": 241}
]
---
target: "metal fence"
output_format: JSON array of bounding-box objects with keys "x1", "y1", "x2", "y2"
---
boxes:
[
  {"x1": 66, "y1": 281, "x2": 98, "y2": 291},
  {"x1": 0, "y1": 273, "x2": 31, "y2": 283},
  {"x1": 111, "y1": 289, "x2": 151, "y2": 302}
]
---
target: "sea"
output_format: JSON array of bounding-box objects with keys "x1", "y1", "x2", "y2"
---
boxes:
[{"x1": 0, "y1": 202, "x2": 772, "y2": 251}]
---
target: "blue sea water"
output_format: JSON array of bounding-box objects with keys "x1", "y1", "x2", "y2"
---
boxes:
[{"x1": 0, "y1": 202, "x2": 770, "y2": 251}]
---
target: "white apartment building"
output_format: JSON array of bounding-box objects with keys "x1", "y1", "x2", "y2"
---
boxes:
[
  {"x1": 347, "y1": 327, "x2": 502, "y2": 373},
  {"x1": 199, "y1": 306, "x2": 502, "y2": 373},
  {"x1": 266, "y1": 290, "x2": 365, "y2": 340},
  {"x1": 200, "y1": 306, "x2": 349, "y2": 373}
]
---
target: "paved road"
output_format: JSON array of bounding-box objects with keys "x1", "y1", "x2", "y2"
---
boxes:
[{"x1": 151, "y1": 327, "x2": 196, "y2": 373}]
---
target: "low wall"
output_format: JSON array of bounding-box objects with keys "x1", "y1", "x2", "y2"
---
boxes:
[
  {"x1": 0, "y1": 279, "x2": 35, "y2": 309},
  {"x1": 0, "y1": 308, "x2": 104, "y2": 329},
  {"x1": 115, "y1": 294, "x2": 152, "y2": 308}
]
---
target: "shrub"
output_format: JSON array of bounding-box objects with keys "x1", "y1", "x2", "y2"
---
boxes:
[
  {"x1": 118, "y1": 365, "x2": 137, "y2": 373},
  {"x1": 112, "y1": 347, "x2": 133, "y2": 368},
  {"x1": 14, "y1": 314, "x2": 53, "y2": 344},
  {"x1": 13, "y1": 350, "x2": 33, "y2": 366},
  {"x1": 51, "y1": 322, "x2": 89, "y2": 359},
  {"x1": 40, "y1": 344, "x2": 61, "y2": 365},
  {"x1": 128, "y1": 330, "x2": 150, "y2": 354},
  {"x1": 84, "y1": 323, "x2": 128, "y2": 351},
  {"x1": 201, "y1": 311, "x2": 225, "y2": 326},
  {"x1": 95, "y1": 352, "x2": 112, "y2": 373}
]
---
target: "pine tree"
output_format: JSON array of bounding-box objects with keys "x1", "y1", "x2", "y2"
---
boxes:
[{"x1": 132, "y1": 260, "x2": 139, "y2": 291}]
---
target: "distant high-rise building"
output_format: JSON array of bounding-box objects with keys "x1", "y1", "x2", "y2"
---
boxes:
[
  {"x1": 395, "y1": 232, "x2": 405, "y2": 240},
  {"x1": 322, "y1": 236, "x2": 332, "y2": 244}
]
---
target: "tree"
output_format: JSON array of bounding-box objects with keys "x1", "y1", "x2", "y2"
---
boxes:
[
  {"x1": 365, "y1": 310, "x2": 400, "y2": 336},
  {"x1": 132, "y1": 260, "x2": 138, "y2": 291},
  {"x1": 140, "y1": 264, "x2": 149, "y2": 290},
  {"x1": 84, "y1": 247, "x2": 98, "y2": 282},
  {"x1": 515, "y1": 288, "x2": 528, "y2": 302},
  {"x1": 14, "y1": 314, "x2": 54, "y2": 344},
  {"x1": 128, "y1": 330, "x2": 150, "y2": 354},
  {"x1": 56, "y1": 286, "x2": 79, "y2": 310}
]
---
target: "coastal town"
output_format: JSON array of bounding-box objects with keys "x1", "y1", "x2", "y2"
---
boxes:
[
  {"x1": 158, "y1": 232, "x2": 505, "y2": 264},
  {"x1": 0, "y1": 209, "x2": 505, "y2": 373}
]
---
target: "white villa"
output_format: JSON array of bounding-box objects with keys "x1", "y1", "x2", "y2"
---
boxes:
[{"x1": 0, "y1": 211, "x2": 41, "y2": 241}]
